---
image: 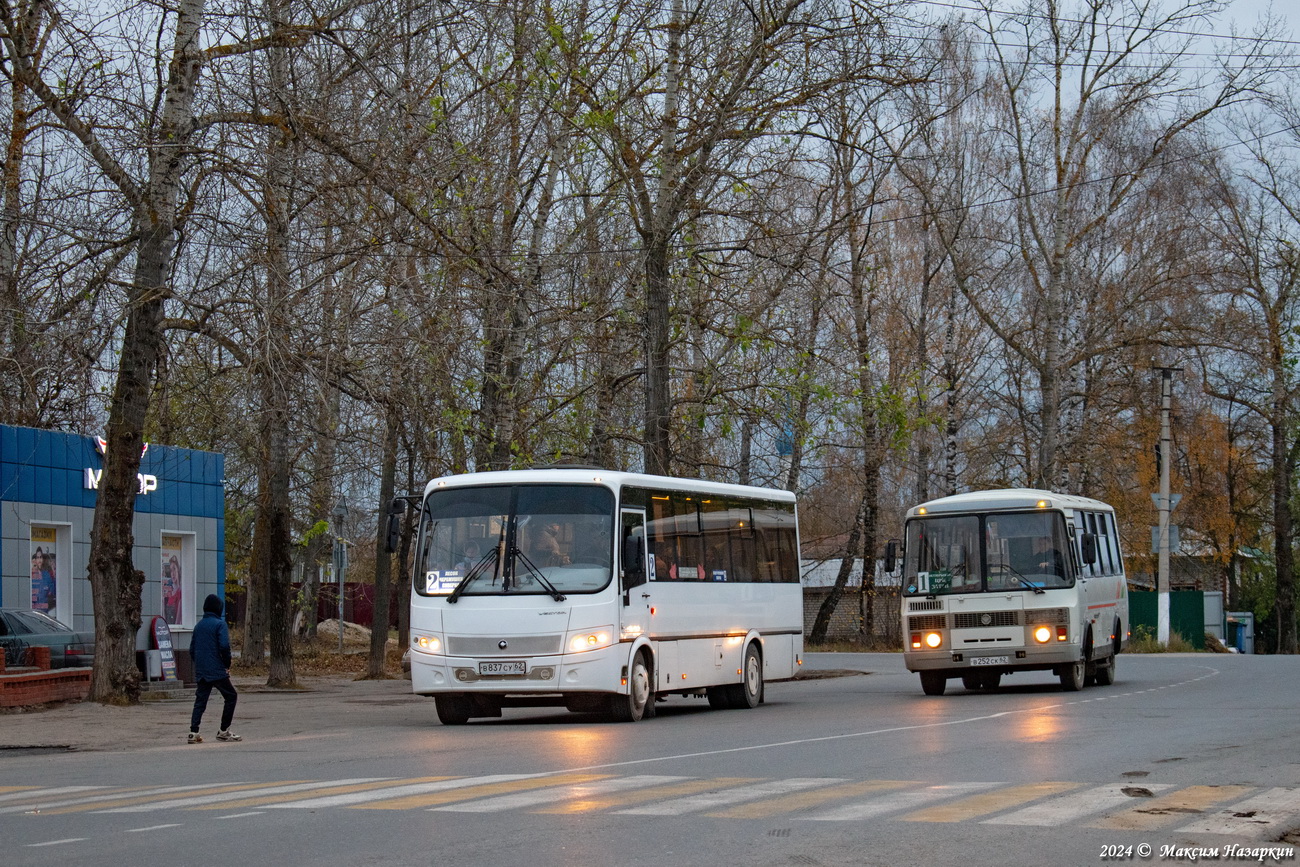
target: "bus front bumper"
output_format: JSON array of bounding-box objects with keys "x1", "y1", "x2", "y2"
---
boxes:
[
  {"x1": 410, "y1": 645, "x2": 628, "y2": 696},
  {"x1": 904, "y1": 643, "x2": 1081, "y2": 674}
]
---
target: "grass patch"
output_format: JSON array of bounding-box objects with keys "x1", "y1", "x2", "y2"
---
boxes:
[
  {"x1": 229, "y1": 625, "x2": 405, "y2": 678},
  {"x1": 1126, "y1": 625, "x2": 1199, "y2": 653}
]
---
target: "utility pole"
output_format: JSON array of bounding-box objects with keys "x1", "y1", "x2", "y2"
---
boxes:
[{"x1": 1154, "y1": 365, "x2": 1181, "y2": 645}]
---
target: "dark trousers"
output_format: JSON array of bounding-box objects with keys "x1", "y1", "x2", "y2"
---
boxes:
[{"x1": 190, "y1": 676, "x2": 237, "y2": 732}]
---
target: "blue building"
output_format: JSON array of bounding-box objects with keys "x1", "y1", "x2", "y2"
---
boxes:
[{"x1": 0, "y1": 425, "x2": 224, "y2": 643}]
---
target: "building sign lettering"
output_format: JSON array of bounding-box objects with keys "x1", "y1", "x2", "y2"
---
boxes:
[{"x1": 84, "y1": 468, "x2": 159, "y2": 494}]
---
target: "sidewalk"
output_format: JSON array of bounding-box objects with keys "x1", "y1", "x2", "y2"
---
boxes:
[
  {"x1": 0, "y1": 654, "x2": 874, "y2": 753},
  {"x1": 0, "y1": 674, "x2": 418, "y2": 753}
]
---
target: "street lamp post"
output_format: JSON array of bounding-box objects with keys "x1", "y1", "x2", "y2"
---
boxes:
[{"x1": 332, "y1": 497, "x2": 349, "y2": 654}]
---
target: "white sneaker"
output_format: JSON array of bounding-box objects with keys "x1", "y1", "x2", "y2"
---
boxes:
[
  {"x1": 216, "y1": 729, "x2": 242, "y2": 742},
  {"x1": 187, "y1": 732, "x2": 203, "y2": 744}
]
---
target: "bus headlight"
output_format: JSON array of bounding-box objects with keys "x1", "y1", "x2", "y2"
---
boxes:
[
  {"x1": 567, "y1": 627, "x2": 614, "y2": 653},
  {"x1": 924, "y1": 632, "x2": 943, "y2": 649},
  {"x1": 1034, "y1": 626, "x2": 1053, "y2": 644},
  {"x1": 412, "y1": 633, "x2": 443, "y2": 654}
]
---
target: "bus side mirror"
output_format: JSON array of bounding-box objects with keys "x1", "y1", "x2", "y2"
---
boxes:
[
  {"x1": 883, "y1": 540, "x2": 898, "y2": 574},
  {"x1": 622, "y1": 535, "x2": 646, "y2": 592},
  {"x1": 385, "y1": 499, "x2": 407, "y2": 554},
  {"x1": 1081, "y1": 533, "x2": 1097, "y2": 566}
]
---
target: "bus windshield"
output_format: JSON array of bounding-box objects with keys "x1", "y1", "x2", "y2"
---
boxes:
[
  {"x1": 414, "y1": 484, "x2": 614, "y2": 597},
  {"x1": 904, "y1": 511, "x2": 1073, "y2": 596}
]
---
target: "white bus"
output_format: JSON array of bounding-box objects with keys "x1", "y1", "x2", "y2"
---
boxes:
[
  {"x1": 396, "y1": 468, "x2": 803, "y2": 724},
  {"x1": 896, "y1": 488, "x2": 1129, "y2": 695}
]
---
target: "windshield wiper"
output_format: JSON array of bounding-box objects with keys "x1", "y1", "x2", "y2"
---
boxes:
[
  {"x1": 511, "y1": 549, "x2": 567, "y2": 602},
  {"x1": 447, "y1": 547, "x2": 500, "y2": 604},
  {"x1": 1001, "y1": 563, "x2": 1045, "y2": 594}
]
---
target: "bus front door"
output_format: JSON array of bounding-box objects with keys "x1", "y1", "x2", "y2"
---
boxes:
[{"x1": 620, "y1": 508, "x2": 650, "y2": 636}]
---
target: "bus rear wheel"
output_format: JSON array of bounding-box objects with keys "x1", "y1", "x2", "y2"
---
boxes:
[
  {"x1": 1059, "y1": 659, "x2": 1086, "y2": 691},
  {"x1": 435, "y1": 694, "x2": 472, "y2": 725},
  {"x1": 734, "y1": 643, "x2": 763, "y2": 709},
  {"x1": 920, "y1": 671, "x2": 946, "y2": 696},
  {"x1": 609, "y1": 652, "x2": 652, "y2": 722},
  {"x1": 707, "y1": 643, "x2": 763, "y2": 709},
  {"x1": 1093, "y1": 652, "x2": 1117, "y2": 686}
]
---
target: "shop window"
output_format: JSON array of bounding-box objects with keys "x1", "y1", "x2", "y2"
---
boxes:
[
  {"x1": 30, "y1": 525, "x2": 71, "y2": 626},
  {"x1": 161, "y1": 533, "x2": 197, "y2": 628}
]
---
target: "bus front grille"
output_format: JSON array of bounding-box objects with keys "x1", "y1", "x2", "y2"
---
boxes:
[
  {"x1": 953, "y1": 611, "x2": 1020, "y2": 629},
  {"x1": 1025, "y1": 607, "x2": 1070, "y2": 625},
  {"x1": 908, "y1": 599, "x2": 944, "y2": 612},
  {"x1": 447, "y1": 635, "x2": 564, "y2": 656},
  {"x1": 908, "y1": 614, "x2": 947, "y2": 631}
]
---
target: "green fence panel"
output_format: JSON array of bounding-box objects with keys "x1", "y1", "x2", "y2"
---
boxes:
[{"x1": 1128, "y1": 591, "x2": 1206, "y2": 649}]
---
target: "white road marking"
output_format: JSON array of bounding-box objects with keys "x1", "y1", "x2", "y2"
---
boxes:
[
  {"x1": 805, "y1": 782, "x2": 999, "y2": 821},
  {"x1": 215, "y1": 812, "x2": 266, "y2": 819},
  {"x1": 266, "y1": 775, "x2": 546, "y2": 809},
  {"x1": 26, "y1": 838, "x2": 87, "y2": 847},
  {"x1": 983, "y1": 783, "x2": 1175, "y2": 826},
  {"x1": 0, "y1": 786, "x2": 105, "y2": 805},
  {"x1": 97, "y1": 779, "x2": 387, "y2": 813},
  {"x1": 618, "y1": 778, "x2": 846, "y2": 816},
  {"x1": 125, "y1": 823, "x2": 183, "y2": 833},
  {"x1": 554, "y1": 667, "x2": 1222, "y2": 776},
  {"x1": 434, "y1": 775, "x2": 690, "y2": 812},
  {"x1": 1175, "y1": 787, "x2": 1300, "y2": 839},
  {"x1": 0, "y1": 784, "x2": 232, "y2": 814}
]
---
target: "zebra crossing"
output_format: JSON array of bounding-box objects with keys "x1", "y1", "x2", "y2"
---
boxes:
[{"x1": 5, "y1": 775, "x2": 1299, "y2": 839}]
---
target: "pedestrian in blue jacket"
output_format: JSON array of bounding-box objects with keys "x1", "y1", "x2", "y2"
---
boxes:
[{"x1": 188, "y1": 593, "x2": 241, "y2": 743}]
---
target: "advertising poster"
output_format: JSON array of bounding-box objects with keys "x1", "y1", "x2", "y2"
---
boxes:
[
  {"x1": 162, "y1": 535, "x2": 184, "y2": 626},
  {"x1": 30, "y1": 527, "x2": 57, "y2": 617}
]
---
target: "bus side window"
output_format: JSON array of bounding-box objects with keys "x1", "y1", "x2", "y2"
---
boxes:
[
  {"x1": 728, "y1": 505, "x2": 756, "y2": 582},
  {"x1": 622, "y1": 524, "x2": 646, "y2": 591},
  {"x1": 1085, "y1": 513, "x2": 1099, "y2": 577}
]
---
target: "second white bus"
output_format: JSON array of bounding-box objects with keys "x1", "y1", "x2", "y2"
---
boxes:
[
  {"x1": 397, "y1": 468, "x2": 804, "y2": 724},
  {"x1": 897, "y1": 488, "x2": 1129, "y2": 695}
]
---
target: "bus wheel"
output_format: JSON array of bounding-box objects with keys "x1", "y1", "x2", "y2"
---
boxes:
[
  {"x1": 610, "y1": 652, "x2": 652, "y2": 722},
  {"x1": 1059, "y1": 659, "x2": 1086, "y2": 692},
  {"x1": 961, "y1": 673, "x2": 982, "y2": 691},
  {"x1": 1094, "y1": 652, "x2": 1117, "y2": 686},
  {"x1": 706, "y1": 687, "x2": 731, "y2": 709},
  {"x1": 435, "y1": 695, "x2": 472, "y2": 725},
  {"x1": 920, "y1": 671, "x2": 946, "y2": 696},
  {"x1": 735, "y1": 643, "x2": 763, "y2": 709}
]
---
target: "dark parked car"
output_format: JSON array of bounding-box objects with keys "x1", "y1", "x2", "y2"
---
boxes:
[{"x1": 0, "y1": 609, "x2": 95, "y2": 669}]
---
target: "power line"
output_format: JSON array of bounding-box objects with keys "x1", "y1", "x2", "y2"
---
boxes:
[{"x1": 908, "y1": 0, "x2": 1300, "y2": 47}]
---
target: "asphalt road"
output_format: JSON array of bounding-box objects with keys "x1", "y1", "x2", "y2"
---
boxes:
[{"x1": 2, "y1": 652, "x2": 1298, "y2": 867}]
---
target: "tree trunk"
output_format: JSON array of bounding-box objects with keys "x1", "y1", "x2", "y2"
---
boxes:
[
  {"x1": 809, "y1": 494, "x2": 867, "y2": 645},
  {"x1": 643, "y1": 235, "x2": 674, "y2": 475},
  {"x1": 0, "y1": 35, "x2": 36, "y2": 425},
  {"x1": 1273, "y1": 409, "x2": 1297, "y2": 654},
  {"x1": 396, "y1": 446, "x2": 416, "y2": 654},
  {"x1": 367, "y1": 410, "x2": 399, "y2": 677},
  {"x1": 83, "y1": 0, "x2": 207, "y2": 703},
  {"x1": 262, "y1": 415, "x2": 296, "y2": 687}
]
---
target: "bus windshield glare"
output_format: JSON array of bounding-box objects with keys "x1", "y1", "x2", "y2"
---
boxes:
[
  {"x1": 415, "y1": 484, "x2": 614, "y2": 597},
  {"x1": 903, "y1": 510, "x2": 1073, "y2": 596}
]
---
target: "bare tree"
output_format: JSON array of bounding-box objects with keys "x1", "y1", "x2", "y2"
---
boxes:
[
  {"x1": 965, "y1": 0, "x2": 1279, "y2": 488},
  {"x1": 1196, "y1": 112, "x2": 1300, "y2": 654}
]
